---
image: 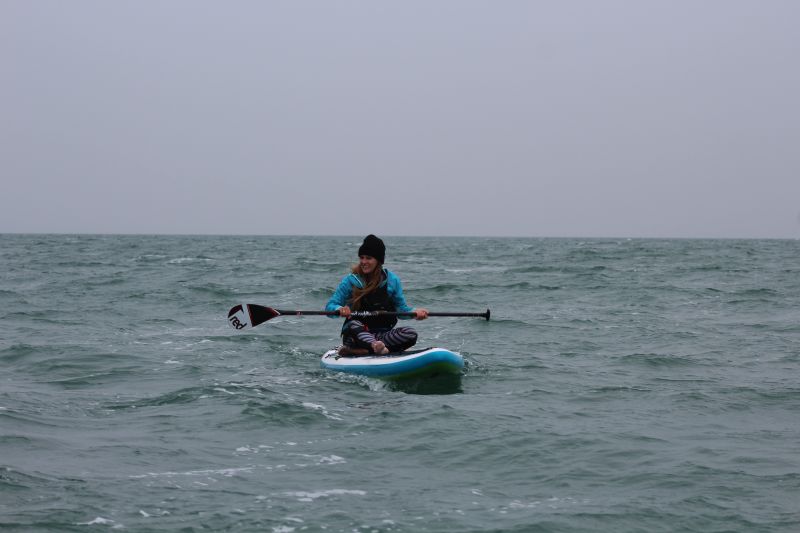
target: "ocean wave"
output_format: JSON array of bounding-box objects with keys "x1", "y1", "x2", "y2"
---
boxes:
[
  {"x1": 0, "y1": 466, "x2": 64, "y2": 492},
  {"x1": 103, "y1": 385, "x2": 254, "y2": 410},
  {"x1": 410, "y1": 282, "x2": 471, "y2": 295},
  {"x1": 0, "y1": 343, "x2": 39, "y2": 363},
  {"x1": 186, "y1": 283, "x2": 239, "y2": 298},
  {"x1": 0, "y1": 309, "x2": 75, "y2": 325},
  {"x1": 617, "y1": 353, "x2": 698, "y2": 367},
  {"x1": 237, "y1": 397, "x2": 345, "y2": 427}
]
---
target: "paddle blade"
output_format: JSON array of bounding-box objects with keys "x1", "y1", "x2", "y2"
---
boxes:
[{"x1": 227, "y1": 304, "x2": 280, "y2": 330}]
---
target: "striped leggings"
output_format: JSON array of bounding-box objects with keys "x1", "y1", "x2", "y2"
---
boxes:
[{"x1": 342, "y1": 320, "x2": 418, "y2": 353}]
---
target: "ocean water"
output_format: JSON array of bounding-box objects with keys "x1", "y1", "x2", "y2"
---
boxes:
[{"x1": 1, "y1": 234, "x2": 799, "y2": 532}]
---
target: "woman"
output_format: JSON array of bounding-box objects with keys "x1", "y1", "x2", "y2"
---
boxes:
[{"x1": 326, "y1": 234, "x2": 428, "y2": 355}]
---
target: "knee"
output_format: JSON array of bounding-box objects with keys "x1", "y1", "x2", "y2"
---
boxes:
[
  {"x1": 400, "y1": 327, "x2": 417, "y2": 342},
  {"x1": 344, "y1": 320, "x2": 365, "y2": 334}
]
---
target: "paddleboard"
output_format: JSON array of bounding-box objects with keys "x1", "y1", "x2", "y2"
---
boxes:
[{"x1": 320, "y1": 347, "x2": 464, "y2": 380}]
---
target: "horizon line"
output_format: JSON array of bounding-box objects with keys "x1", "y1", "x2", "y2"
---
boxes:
[{"x1": 1, "y1": 231, "x2": 798, "y2": 241}]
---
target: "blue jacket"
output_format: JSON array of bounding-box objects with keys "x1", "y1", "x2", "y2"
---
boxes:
[{"x1": 325, "y1": 269, "x2": 414, "y2": 316}]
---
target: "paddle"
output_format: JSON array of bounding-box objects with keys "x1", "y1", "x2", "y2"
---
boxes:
[{"x1": 227, "y1": 303, "x2": 490, "y2": 330}]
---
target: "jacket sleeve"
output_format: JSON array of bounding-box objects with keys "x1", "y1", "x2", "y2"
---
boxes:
[
  {"x1": 325, "y1": 275, "x2": 355, "y2": 316},
  {"x1": 386, "y1": 271, "x2": 415, "y2": 315}
]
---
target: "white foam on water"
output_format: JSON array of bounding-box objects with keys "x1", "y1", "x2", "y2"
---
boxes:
[
  {"x1": 290, "y1": 453, "x2": 346, "y2": 466},
  {"x1": 301, "y1": 401, "x2": 343, "y2": 420},
  {"x1": 502, "y1": 496, "x2": 589, "y2": 512},
  {"x1": 130, "y1": 466, "x2": 254, "y2": 479},
  {"x1": 167, "y1": 257, "x2": 214, "y2": 264},
  {"x1": 234, "y1": 444, "x2": 274, "y2": 456},
  {"x1": 78, "y1": 517, "x2": 120, "y2": 526},
  {"x1": 284, "y1": 489, "x2": 367, "y2": 502}
]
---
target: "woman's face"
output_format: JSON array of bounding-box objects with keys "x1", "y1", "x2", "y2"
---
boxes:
[{"x1": 359, "y1": 255, "x2": 379, "y2": 275}]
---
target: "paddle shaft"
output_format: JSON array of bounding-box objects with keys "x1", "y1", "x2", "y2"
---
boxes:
[
  {"x1": 273, "y1": 309, "x2": 491, "y2": 320},
  {"x1": 227, "y1": 303, "x2": 490, "y2": 330}
]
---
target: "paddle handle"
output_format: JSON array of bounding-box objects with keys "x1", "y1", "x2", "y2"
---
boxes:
[{"x1": 427, "y1": 310, "x2": 491, "y2": 320}]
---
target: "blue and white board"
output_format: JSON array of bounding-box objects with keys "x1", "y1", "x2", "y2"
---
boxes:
[{"x1": 320, "y1": 347, "x2": 464, "y2": 380}]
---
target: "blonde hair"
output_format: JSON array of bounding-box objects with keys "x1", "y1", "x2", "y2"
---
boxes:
[{"x1": 350, "y1": 263, "x2": 383, "y2": 310}]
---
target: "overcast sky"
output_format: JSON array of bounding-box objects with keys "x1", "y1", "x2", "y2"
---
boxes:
[{"x1": 2, "y1": 1, "x2": 798, "y2": 238}]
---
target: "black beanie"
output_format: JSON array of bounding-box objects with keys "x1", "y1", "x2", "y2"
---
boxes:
[{"x1": 358, "y1": 234, "x2": 385, "y2": 264}]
